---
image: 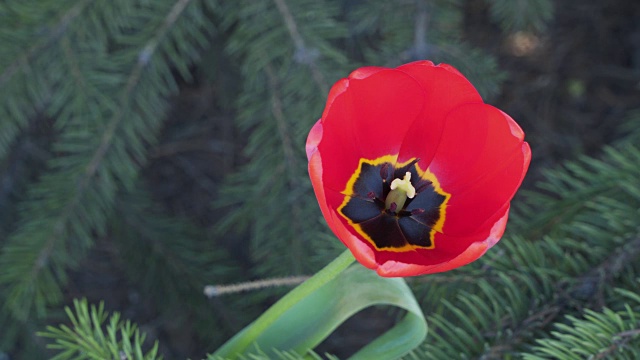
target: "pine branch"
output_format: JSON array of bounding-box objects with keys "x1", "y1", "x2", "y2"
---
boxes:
[
  {"x1": 38, "y1": 299, "x2": 162, "y2": 360},
  {"x1": 514, "y1": 145, "x2": 640, "y2": 238},
  {"x1": 0, "y1": 0, "x2": 90, "y2": 88},
  {"x1": 214, "y1": 0, "x2": 347, "y2": 276},
  {"x1": 0, "y1": 0, "x2": 217, "y2": 320},
  {"x1": 0, "y1": 0, "x2": 92, "y2": 158},
  {"x1": 272, "y1": 0, "x2": 329, "y2": 94},
  {"x1": 594, "y1": 329, "x2": 640, "y2": 359},
  {"x1": 521, "y1": 298, "x2": 640, "y2": 359},
  {"x1": 111, "y1": 184, "x2": 244, "y2": 346},
  {"x1": 264, "y1": 63, "x2": 306, "y2": 273},
  {"x1": 481, "y1": 236, "x2": 640, "y2": 359}
]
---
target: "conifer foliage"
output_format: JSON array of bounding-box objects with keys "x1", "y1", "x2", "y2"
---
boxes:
[{"x1": 1, "y1": 0, "x2": 639, "y2": 359}]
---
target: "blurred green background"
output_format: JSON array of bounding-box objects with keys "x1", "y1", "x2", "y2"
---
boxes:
[{"x1": 1, "y1": 0, "x2": 639, "y2": 359}]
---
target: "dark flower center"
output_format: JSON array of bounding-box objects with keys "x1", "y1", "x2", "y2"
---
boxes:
[{"x1": 338, "y1": 157, "x2": 448, "y2": 250}]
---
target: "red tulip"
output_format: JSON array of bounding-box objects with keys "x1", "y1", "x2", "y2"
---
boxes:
[{"x1": 306, "y1": 61, "x2": 531, "y2": 277}]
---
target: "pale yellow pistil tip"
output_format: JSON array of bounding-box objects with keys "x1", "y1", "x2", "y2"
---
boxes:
[
  {"x1": 390, "y1": 172, "x2": 416, "y2": 198},
  {"x1": 385, "y1": 172, "x2": 416, "y2": 211}
]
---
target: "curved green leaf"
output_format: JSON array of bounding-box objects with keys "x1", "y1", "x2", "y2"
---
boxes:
[{"x1": 212, "y1": 263, "x2": 427, "y2": 359}]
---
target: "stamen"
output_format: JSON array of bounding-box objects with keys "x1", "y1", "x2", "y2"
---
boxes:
[
  {"x1": 406, "y1": 158, "x2": 421, "y2": 169},
  {"x1": 380, "y1": 163, "x2": 389, "y2": 180},
  {"x1": 415, "y1": 180, "x2": 433, "y2": 193},
  {"x1": 411, "y1": 208, "x2": 425, "y2": 215}
]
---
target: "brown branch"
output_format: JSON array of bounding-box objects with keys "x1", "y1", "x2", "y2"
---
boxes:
[
  {"x1": 593, "y1": 328, "x2": 640, "y2": 359},
  {"x1": 204, "y1": 276, "x2": 310, "y2": 297}
]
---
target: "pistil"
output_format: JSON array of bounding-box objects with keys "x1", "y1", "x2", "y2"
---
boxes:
[{"x1": 384, "y1": 172, "x2": 416, "y2": 212}]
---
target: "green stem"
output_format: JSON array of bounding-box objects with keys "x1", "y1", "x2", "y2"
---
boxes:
[{"x1": 214, "y1": 249, "x2": 356, "y2": 358}]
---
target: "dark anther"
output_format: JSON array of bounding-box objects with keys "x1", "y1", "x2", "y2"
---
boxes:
[
  {"x1": 394, "y1": 158, "x2": 422, "y2": 179},
  {"x1": 389, "y1": 202, "x2": 397, "y2": 213},
  {"x1": 380, "y1": 163, "x2": 389, "y2": 180},
  {"x1": 407, "y1": 158, "x2": 421, "y2": 169},
  {"x1": 411, "y1": 208, "x2": 425, "y2": 216},
  {"x1": 367, "y1": 191, "x2": 376, "y2": 199},
  {"x1": 415, "y1": 180, "x2": 433, "y2": 193}
]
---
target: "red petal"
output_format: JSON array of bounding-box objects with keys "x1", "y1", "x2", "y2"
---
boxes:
[
  {"x1": 428, "y1": 103, "x2": 530, "y2": 236},
  {"x1": 443, "y1": 143, "x2": 529, "y2": 236},
  {"x1": 305, "y1": 119, "x2": 323, "y2": 160},
  {"x1": 318, "y1": 68, "x2": 426, "y2": 191},
  {"x1": 396, "y1": 62, "x2": 483, "y2": 167},
  {"x1": 308, "y1": 62, "x2": 531, "y2": 277}
]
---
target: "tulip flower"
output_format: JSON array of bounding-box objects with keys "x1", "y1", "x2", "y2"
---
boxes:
[{"x1": 306, "y1": 61, "x2": 531, "y2": 277}]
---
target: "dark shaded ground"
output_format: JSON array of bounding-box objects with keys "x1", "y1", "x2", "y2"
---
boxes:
[
  {"x1": 64, "y1": 0, "x2": 640, "y2": 358},
  {"x1": 481, "y1": 0, "x2": 640, "y2": 180}
]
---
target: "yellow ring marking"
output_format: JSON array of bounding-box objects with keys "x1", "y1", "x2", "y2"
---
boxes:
[{"x1": 337, "y1": 155, "x2": 450, "y2": 252}]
